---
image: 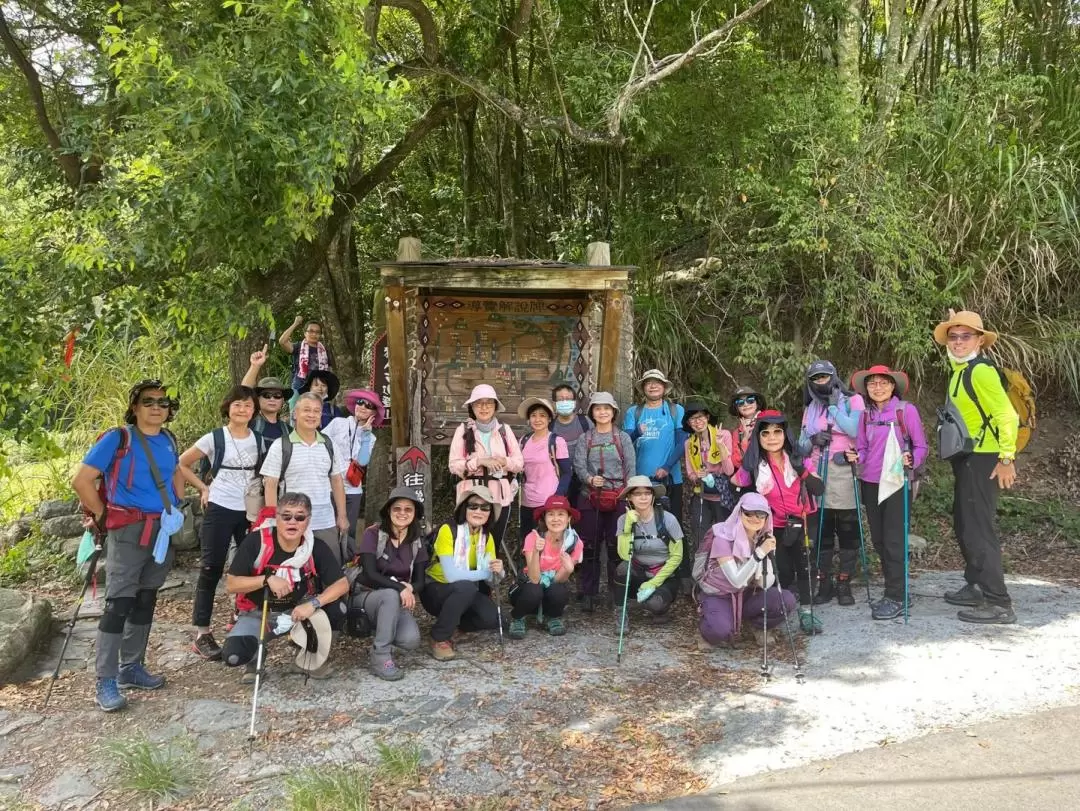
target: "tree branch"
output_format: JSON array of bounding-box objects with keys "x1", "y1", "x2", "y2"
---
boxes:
[
  {"x1": 379, "y1": 0, "x2": 440, "y2": 64},
  {"x1": 606, "y1": 0, "x2": 776, "y2": 136},
  {"x1": 0, "y1": 7, "x2": 87, "y2": 187}
]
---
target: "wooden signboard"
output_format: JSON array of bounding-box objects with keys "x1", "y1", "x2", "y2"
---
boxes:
[
  {"x1": 370, "y1": 332, "x2": 391, "y2": 421},
  {"x1": 416, "y1": 294, "x2": 593, "y2": 444},
  {"x1": 395, "y1": 445, "x2": 432, "y2": 533}
]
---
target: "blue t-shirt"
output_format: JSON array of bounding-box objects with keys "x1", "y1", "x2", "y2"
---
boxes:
[
  {"x1": 83, "y1": 428, "x2": 180, "y2": 513},
  {"x1": 623, "y1": 402, "x2": 686, "y2": 484}
]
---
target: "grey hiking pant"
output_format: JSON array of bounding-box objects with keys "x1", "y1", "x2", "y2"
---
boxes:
[{"x1": 355, "y1": 588, "x2": 421, "y2": 658}]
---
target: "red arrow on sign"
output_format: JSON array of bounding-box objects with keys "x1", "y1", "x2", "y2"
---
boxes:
[{"x1": 399, "y1": 446, "x2": 429, "y2": 471}]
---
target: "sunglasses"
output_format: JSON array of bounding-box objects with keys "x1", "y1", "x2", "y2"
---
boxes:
[
  {"x1": 734, "y1": 395, "x2": 758, "y2": 406},
  {"x1": 742, "y1": 510, "x2": 769, "y2": 520},
  {"x1": 139, "y1": 397, "x2": 171, "y2": 408},
  {"x1": 260, "y1": 391, "x2": 285, "y2": 400},
  {"x1": 947, "y1": 332, "x2": 978, "y2": 342},
  {"x1": 355, "y1": 400, "x2": 378, "y2": 410},
  {"x1": 278, "y1": 512, "x2": 309, "y2": 523},
  {"x1": 465, "y1": 502, "x2": 493, "y2": 512}
]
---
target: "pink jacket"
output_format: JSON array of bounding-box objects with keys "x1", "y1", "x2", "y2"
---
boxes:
[{"x1": 448, "y1": 420, "x2": 524, "y2": 506}]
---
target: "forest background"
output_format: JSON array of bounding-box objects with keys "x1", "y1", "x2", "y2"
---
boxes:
[{"x1": 2, "y1": 0, "x2": 1079, "y2": 523}]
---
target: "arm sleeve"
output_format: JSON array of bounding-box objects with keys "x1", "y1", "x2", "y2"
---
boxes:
[
  {"x1": 616, "y1": 515, "x2": 633, "y2": 561},
  {"x1": 433, "y1": 525, "x2": 487, "y2": 582},
  {"x1": 555, "y1": 437, "x2": 572, "y2": 495},
  {"x1": 832, "y1": 395, "x2": 863, "y2": 437},
  {"x1": 647, "y1": 537, "x2": 683, "y2": 589},
  {"x1": 855, "y1": 412, "x2": 869, "y2": 462},
  {"x1": 720, "y1": 557, "x2": 761, "y2": 589},
  {"x1": 972, "y1": 364, "x2": 1019, "y2": 456},
  {"x1": 357, "y1": 552, "x2": 404, "y2": 591},
  {"x1": 357, "y1": 431, "x2": 375, "y2": 467},
  {"x1": 573, "y1": 430, "x2": 591, "y2": 483}
]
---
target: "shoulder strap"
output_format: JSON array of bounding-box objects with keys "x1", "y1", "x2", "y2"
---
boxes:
[
  {"x1": 894, "y1": 403, "x2": 910, "y2": 447},
  {"x1": 279, "y1": 433, "x2": 294, "y2": 485},
  {"x1": 376, "y1": 529, "x2": 389, "y2": 560},
  {"x1": 654, "y1": 504, "x2": 672, "y2": 544},
  {"x1": 463, "y1": 425, "x2": 476, "y2": 455},
  {"x1": 578, "y1": 414, "x2": 590, "y2": 431},
  {"x1": 319, "y1": 433, "x2": 335, "y2": 473},
  {"x1": 210, "y1": 427, "x2": 226, "y2": 476},
  {"x1": 961, "y1": 359, "x2": 998, "y2": 441},
  {"x1": 131, "y1": 427, "x2": 174, "y2": 512},
  {"x1": 252, "y1": 527, "x2": 277, "y2": 574},
  {"x1": 103, "y1": 426, "x2": 132, "y2": 503},
  {"x1": 666, "y1": 400, "x2": 678, "y2": 429}
]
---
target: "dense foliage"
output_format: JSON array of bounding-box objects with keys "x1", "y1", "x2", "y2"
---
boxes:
[{"x1": 2, "y1": 0, "x2": 1079, "y2": 470}]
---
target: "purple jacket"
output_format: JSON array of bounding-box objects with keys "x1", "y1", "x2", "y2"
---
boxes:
[{"x1": 855, "y1": 398, "x2": 929, "y2": 483}]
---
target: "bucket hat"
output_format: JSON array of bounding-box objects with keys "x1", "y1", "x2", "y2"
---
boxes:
[
  {"x1": 380, "y1": 485, "x2": 425, "y2": 524},
  {"x1": 518, "y1": 396, "x2": 555, "y2": 421},
  {"x1": 681, "y1": 399, "x2": 715, "y2": 433},
  {"x1": 850, "y1": 365, "x2": 910, "y2": 399},
  {"x1": 455, "y1": 484, "x2": 501, "y2": 523},
  {"x1": 933, "y1": 309, "x2": 998, "y2": 348},
  {"x1": 300, "y1": 369, "x2": 340, "y2": 400},
  {"x1": 463, "y1": 384, "x2": 505, "y2": 413},
  {"x1": 533, "y1": 494, "x2": 581, "y2": 524},
  {"x1": 344, "y1": 388, "x2": 386, "y2": 427},
  {"x1": 289, "y1": 608, "x2": 332, "y2": 672},
  {"x1": 255, "y1": 376, "x2": 287, "y2": 396},
  {"x1": 638, "y1": 368, "x2": 672, "y2": 388},
  {"x1": 618, "y1": 474, "x2": 666, "y2": 500},
  {"x1": 586, "y1": 391, "x2": 620, "y2": 420},
  {"x1": 728, "y1": 386, "x2": 766, "y2": 417}
]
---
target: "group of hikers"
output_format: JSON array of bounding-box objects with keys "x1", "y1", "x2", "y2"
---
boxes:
[{"x1": 68, "y1": 310, "x2": 1022, "y2": 713}]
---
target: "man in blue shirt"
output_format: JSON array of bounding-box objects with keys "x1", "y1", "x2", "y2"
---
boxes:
[
  {"x1": 71, "y1": 380, "x2": 185, "y2": 712},
  {"x1": 623, "y1": 369, "x2": 686, "y2": 527}
]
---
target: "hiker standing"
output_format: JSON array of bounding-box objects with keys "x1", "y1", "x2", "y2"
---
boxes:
[
  {"x1": 551, "y1": 384, "x2": 592, "y2": 505},
  {"x1": 573, "y1": 392, "x2": 636, "y2": 612},
  {"x1": 798, "y1": 360, "x2": 865, "y2": 606},
  {"x1": 516, "y1": 397, "x2": 571, "y2": 540},
  {"x1": 71, "y1": 380, "x2": 185, "y2": 711},
  {"x1": 279, "y1": 316, "x2": 335, "y2": 396},
  {"x1": 728, "y1": 386, "x2": 766, "y2": 471},
  {"x1": 420, "y1": 486, "x2": 506, "y2": 661},
  {"x1": 298, "y1": 369, "x2": 344, "y2": 429},
  {"x1": 848, "y1": 366, "x2": 928, "y2": 620},
  {"x1": 623, "y1": 369, "x2": 686, "y2": 524},
  {"x1": 613, "y1": 476, "x2": 684, "y2": 627},
  {"x1": 352, "y1": 487, "x2": 427, "y2": 680},
  {"x1": 934, "y1": 310, "x2": 1019, "y2": 624},
  {"x1": 178, "y1": 385, "x2": 268, "y2": 660},
  {"x1": 732, "y1": 411, "x2": 824, "y2": 634},
  {"x1": 448, "y1": 384, "x2": 523, "y2": 544},
  {"x1": 222, "y1": 493, "x2": 349, "y2": 681},
  {"x1": 509, "y1": 495, "x2": 583, "y2": 639},
  {"x1": 260, "y1": 393, "x2": 350, "y2": 565},
  {"x1": 695, "y1": 492, "x2": 796, "y2": 648},
  {"x1": 682, "y1": 399, "x2": 737, "y2": 578},
  {"x1": 324, "y1": 388, "x2": 383, "y2": 541},
  {"x1": 240, "y1": 345, "x2": 289, "y2": 442}
]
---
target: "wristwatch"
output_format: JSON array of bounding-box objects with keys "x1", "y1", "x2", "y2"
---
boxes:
[
  {"x1": 309, "y1": 596, "x2": 322, "y2": 610},
  {"x1": 999, "y1": 457, "x2": 1014, "y2": 466}
]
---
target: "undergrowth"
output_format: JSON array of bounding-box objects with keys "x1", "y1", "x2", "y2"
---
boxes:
[
  {"x1": 285, "y1": 765, "x2": 373, "y2": 811},
  {"x1": 103, "y1": 735, "x2": 203, "y2": 803}
]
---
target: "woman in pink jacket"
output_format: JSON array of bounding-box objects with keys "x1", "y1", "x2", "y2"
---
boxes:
[{"x1": 448, "y1": 384, "x2": 523, "y2": 544}]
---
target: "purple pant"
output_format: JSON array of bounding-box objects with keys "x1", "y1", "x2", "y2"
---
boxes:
[
  {"x1": 576, "y1": 497, "x2": 626, "y2": 596},
  {"x1": 699, "y1": 587, "x2": 796, "y2": 645}
]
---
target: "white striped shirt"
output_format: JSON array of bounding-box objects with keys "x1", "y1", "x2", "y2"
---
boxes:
[{"x1": 260, "y1": 431, "x2": 345, "y2": 531}]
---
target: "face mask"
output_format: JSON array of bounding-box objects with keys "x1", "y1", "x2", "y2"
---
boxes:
[
  {"x1": 555, "y1": 401, "x2": 575, "y2": 416},
  {"x1": 810, "y1": 381, "x2": 833, "y2": 398},
  {"x1": 948, "y1": 349, "x2": 979, "y2": 364}
]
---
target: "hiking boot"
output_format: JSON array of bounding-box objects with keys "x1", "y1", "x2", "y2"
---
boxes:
[
  {"x1": 799, "y1": 608, "x2": 823, "y2": 635},
  {"x1": 944, "y1": 583, "x2": 983, "y2": 607},
  {"x1": 958, "y1": 603, "x2": 1016, "y2": 625},
  {"x1": 431, "y1": 640, "x2": 456, "y2": 661},
  {"x1": 95, "y1": 678, "x2": 128, "y2": 712},
  {"x1": 835, "y1": 575, "x2": 855, "y2": 606},
  {"x1": 117, "y1": 663, "x2": 165, "y2": 691},
  {"x1": 370, "y1": 656, "x2": 404, "y2": 681},
  {"x1": 546, "y1": 617, "x2": 566, "y2": 636},
  {"x1": 812, "y1": 577, "x2": 834, "y2": 605},
  {"x1": 241, "y1": 661, "x2": 261, "y2": 685},
  {"x1": 872, "y1": 597, "x2": 904, "y2": 620},
  {"x1": 508, "y1": 617, "x2": 527, "y2": 640},
  {"x1": 752, "y1": 628, "x2": 780, "y2": 647},
  {"x1": 192, "y1": 632, "x2": 222, "y2": 661}
]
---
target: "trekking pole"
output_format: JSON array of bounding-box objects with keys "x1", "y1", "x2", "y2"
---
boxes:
[
  {"x1": 849, "y1": 462, "x2": 873, "y2": 605},
  {"x1": 803, "y1": 518, "x2": 817, "y2": 636},
  {"x1": 43, "y1": 537, "x2": 103, "y2": 710},
  {"x1": 903, "y1": 471, "x2": 911, "y2": 625},
  {"x1": 813, "y1": 452, "x2": 830, "y2": 593},
  {"x1": 770, "y1": 551, "x2": 805, "y2": 683},
  {"x1": 493, "y1": 573, "x2": 505, "y2": 646},
  {"x1": 247, "y1": 587, "x2": 271, "y2": 740},
  {"x1": 616, "y1": 560, "x2": 632, "y2": 664},
  {"x1": 759, "y1": 563, "x2": 771, "y2": 680}
]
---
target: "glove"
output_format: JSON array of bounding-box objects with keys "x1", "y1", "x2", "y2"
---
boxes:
[
  {"x1": 810, "y1": 431, "x2": 832, "y2": 448},
  {"x1": 701, "y1": 473, "x2": 716, "y2": 488},
  {"x1": 637, "y1": 584, "x2": 656, "y2": 604}
]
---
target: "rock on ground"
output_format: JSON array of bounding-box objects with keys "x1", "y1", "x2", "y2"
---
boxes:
[{"x1": 0, "y1": 589, "x2": 52, "y2": 683}]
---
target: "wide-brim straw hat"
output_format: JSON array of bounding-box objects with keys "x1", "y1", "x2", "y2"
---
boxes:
[
  {"x1": 455, "y1": 484, "x2": 502, "y2": 523},
  {"x1": 463, "y1": 384, "x2": 505, "y2": 412},
  {"x1": 850, "y1": 365, "x2": 910, "y2": 399},
  {"x1": 289, "y1": 609, "x2": 332, "y2": 672},
  {"x1": 518, "y1": 396, "x2": 555, "y2": 420},
  {"x1": 933, "y1": 309, "x2": 998, "y2": 347},
  {"x1": 618, "y1": 474, "x2": 666, "y2": 500}
]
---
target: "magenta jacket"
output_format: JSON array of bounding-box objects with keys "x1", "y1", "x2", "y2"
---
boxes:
[{"x1": 854, "y1": 398, "x2": 929, "y2": 483}]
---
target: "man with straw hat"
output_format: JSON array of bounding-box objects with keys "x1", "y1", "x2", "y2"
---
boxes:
[{"x1": 934, "y1": 309, "x2": 1019, "y2": 624}]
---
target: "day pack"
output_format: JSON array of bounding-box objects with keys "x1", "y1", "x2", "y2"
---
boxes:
[
  {"x1": 960, "y1": 358, "x2": 1036, "y2": 454},
  {"x1": 194, "y1": 427, "x2": 269, "y2": 485},
  {"x1": 460, "y1": 423, "x2": 518, "y2": 485},
  {"x1": 94, "y1": 426, "x2": 179, "y2": 509},
  {"x1": 936, "y1": 398, "x2": 975, "y2": 461}
]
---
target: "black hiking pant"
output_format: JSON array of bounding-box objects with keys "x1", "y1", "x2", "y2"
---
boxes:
[
  {"x1": 862, "y1": 482, "x2": 907, "y2": 603},
  {"x1": 951, "y1": 453, "x2": 1011, "y2": 606},
  {"x1": 420, "y1": 580, "x2": 500, "y2": 642}
]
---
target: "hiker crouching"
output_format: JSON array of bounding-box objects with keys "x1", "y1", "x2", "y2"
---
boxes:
[
  {"x1": 71, "y1": 380, "x2": 185, "y2": 712},
  {"x1": 223, "y1": 493, "x2": 348, "y2": 681}
]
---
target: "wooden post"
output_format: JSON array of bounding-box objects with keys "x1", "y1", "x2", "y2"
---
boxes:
[
  {"x1": 586, "y1": 241, "x2": 610, "y2": 267},
  {"x1": 385, "y1": 285, "x2": 409, "y2": 451},
  {"x1": 397, "y1": 236, "x2": 422, "y2": 262},
  {"x1": 590, "y1": 242, "x2": 622, "y2": 394}
]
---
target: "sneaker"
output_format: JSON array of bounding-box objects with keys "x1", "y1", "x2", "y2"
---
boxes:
[
  {"x1": 192, "y1": 632, "x2": 222, "y2": 661},
  {"x1": 546, "y1": 618, "x2": 566, "y2": 636},
  {"x1": 370, "y1": 656, "x2": 404, "y2": 681},
  {"x1": 117, "y1": 663, "x2": 165, "y2": 691},
  {"x1": 872, "y1": 597, "x2": 904, "y2": 620},
  {"x1": 944, "y1": 583, "x2": 983, "y2": 607},
  {"x1": 958, "y1": 603, "x2": 1016, "y2": 625},
  {"x1": 95, "y1": 677, "x2": 128, "y2": 712},
  {"x1": 508, "y1": 617, "x2": 527, "y2": 640},
  {"x1": 812, "y1": 577, "x2": 834, "y2": 605},
  {"x1": 798, "y1": 608, "x2": 824, "y2": 635},
  {"x1": 835, "y1": 575, "x2": 855, "y2": 606},
  {"x1": 241, "y1": 661, "x2": 260, "y2": 685},
  {"x1": 431, "y1": 640, "x2": 456, "y2": 661}
]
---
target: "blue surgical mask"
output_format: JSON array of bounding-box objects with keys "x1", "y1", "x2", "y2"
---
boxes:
[{"x1": 555, "y1": 401, "x2": 575, "y2": 416}]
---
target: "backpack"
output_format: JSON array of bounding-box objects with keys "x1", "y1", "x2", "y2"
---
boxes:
[
  {"x1": 959, "y1": 358, "x2": 1036, "y2": 453},
  {"x1": 627, "y1": 401, "x2": 679, "y2": 443},
  {"x1": 630, "y1": 504, "x2": 676, "y2": 547},
  {"x1": 518, "y1": 431, "x2": 559, "y2": 483},
  {"x1": 277, "y1": 430, "x2": 336, "y2": 496},
  {"x1": 585, "y1": 431, "x2": 627, "y2": 511},
  {"x1": 194, "y1": 427, "x2": 269, "y2": 485},
  {"x1": 691, "y1": 526, "x2": 731, "y2": 597},
  {"x1": 460, "y1": 423, "x2": 518, "y2": 484},
  {"x1": 94, "y1": 426, "x2": 179, "y2": 508}
]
